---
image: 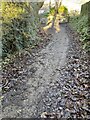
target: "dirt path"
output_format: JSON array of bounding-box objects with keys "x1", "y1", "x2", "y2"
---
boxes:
[
  {"x1": 2, "y1": 24, "x2": 69, "y2": 117},
  {"x1": 22, "y1": 25, "x2": 69, "y2": 117},
  {"x1": 2, "y1": 24, "x2": 89, "y2": 118}
]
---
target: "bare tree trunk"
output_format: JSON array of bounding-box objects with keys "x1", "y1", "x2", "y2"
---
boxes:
[
  {"x1": 52, "y1": 0, "x2": 62, "y2": 28},
  {"x1": 49, "y1": 0, "x2": 51, "y2": 10},
  {"x1": 52, "y1": 1, "x2": 58, "y2": 28},
  {"x1": 58, "y1": 0, "x2": 62, "y2": 8}
]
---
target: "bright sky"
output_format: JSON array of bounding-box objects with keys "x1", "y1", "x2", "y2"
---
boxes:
[{"x1": 44, "y1": 0, "x2": 90, "y2": 11}]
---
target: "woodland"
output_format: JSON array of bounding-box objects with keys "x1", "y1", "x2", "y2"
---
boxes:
[{"x1": 1, "y1": 0, "x2": 90, "y2": 119}]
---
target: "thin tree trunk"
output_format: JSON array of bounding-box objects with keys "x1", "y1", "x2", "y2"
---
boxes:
[
  {"x1": 49, "y1": 0, "x2": 51, "y2": 10},
  {"x1": 52, "y1": 0, "x2": 62, "y2": 28}
]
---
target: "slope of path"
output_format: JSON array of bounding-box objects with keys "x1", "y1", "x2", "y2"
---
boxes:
[
  {"x1": 2, "y1": 25, "x2": 69, "y2": 118},
  {"x1": 22, "y1": 25, "x2": 69, "y2": 117}
]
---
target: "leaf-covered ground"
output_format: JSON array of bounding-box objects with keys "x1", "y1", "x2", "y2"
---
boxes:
[{"x1": 1, "y1": 24, "x2": 90, "y2": 119}]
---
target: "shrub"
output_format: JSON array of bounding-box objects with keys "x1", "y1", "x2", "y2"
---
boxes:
[
  {"x1": 2, "y1": 2, "x2": 41, "y2": 59},
  {"x1": 70, "y1": 15, "x2": 90, "y2": 51}
]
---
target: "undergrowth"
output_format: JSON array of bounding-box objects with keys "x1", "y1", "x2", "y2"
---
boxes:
[
  {"x1": 2, "y1": 2, "x2": 41, "y2": 59},
  {"x1": 70, "y1": 15, "x2": 90, "y2": 52}
]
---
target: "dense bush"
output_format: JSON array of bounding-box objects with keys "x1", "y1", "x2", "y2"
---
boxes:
[
  {"x1": 70, "y1": 15, "x2": 90, "y2": 51},
  {"x1": 2, "y1": 2, "x2": 41, "y2": 59}
]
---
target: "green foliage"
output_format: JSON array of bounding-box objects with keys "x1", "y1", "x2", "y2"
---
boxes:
[
  {"x1": 2, "y1": 2, "x2": 41, "y2": 59},
  {"x1": 43, "y1": 12, "x2": 50, "y2": 17},
  {"x1": 49, "y1": 7, "x2": 56, "y2": 16},
  {"x1": 2, "y1": 2, "x2": 25, "y2": 23},
  {"x1": 49, "y1": 5, "x2": 68, "y2": 16},
  {"x1": 70, "y1": 15, "x2": 90, "y2": 51},
  {"x1": 46, "y1": 5, "x2": 68, "y2": 23},
  {"x1": 58, "y1": 5, "x2": 68, "y2": 15},
  {"x1": 81, "y1": 1, "x2": 90, "y2": 16}
]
